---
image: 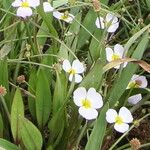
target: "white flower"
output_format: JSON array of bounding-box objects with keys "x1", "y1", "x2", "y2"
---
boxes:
[
  {"x1": 106, "y1": 107, "x2": 133, "y2": 133},
  {"x1": 53, "y1": 11, "x2": 75, "y2": 23},
  {"x1": 128, "y1": 94, "x2": 142, "y2": 105},
  {"x1": 95, "y1": 13, "x2": 119, "y2": 33},
  {"x1": 62, "y1": 59, "x2": 85, "y2": 83},
  {"x1": 43, "y1": 2, "x2": 54, "y2": 12},
  {"x1": 12, "y1": 0, "x2": 40, "y2": 18},
  {"x1": 73, "y1": 87, "x2": 103, "y2": 120},
  {"x1": 127, "y1": 74, "x2": 148, "y2": 89},
  {"x1": 105, "y1": 44, "x2": 127, "y2": 69}
]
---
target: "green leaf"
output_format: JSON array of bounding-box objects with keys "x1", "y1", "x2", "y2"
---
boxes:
[
  {"x1": 0, "y1": 59, "x2": 10, "y2": 108},
  {"x1": 53, "y1": 71, "x2": 67, "y2": 114},
  {"x1": 80, "y1": 59, "x2": 103, "y2": 89},
  {"x1": 36, "y1": 69, "x2": 52, "y2": 128},
  {"x1": 108, "y1": 31, "x2": 149, "y2": 107},
  {"x1": 28, "y1": 70, "x2": 37, "y2": 119},
  {"x1": 48, "y1": 106, "x2": 65, "y2": 144},
  {"x1": 85, "y1": 103, "x2": 109, "y2": 150},
  {"x1": 20, "y1": 117, "x2": 43, "y2": 150},
  {"x1": 53, "y1": 0, "x2": 68, "y2": 8},
  {"x1": 11, "y1": 89, "x2": 24, "y2": 143},
  {"x1": 77, "y1": 9, "x2": 97, "y2": 49},
  {"x1": 0, "y1": 138, "x2": 19, "y2": 150}
]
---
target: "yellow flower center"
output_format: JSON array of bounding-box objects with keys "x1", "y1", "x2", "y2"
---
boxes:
[
  {"x1": 128, "y1": 80, "x2": 142, "y2": 88},
  {"x1": 68, "y1": 69, "x2": 76, "y2": 75},
  {"x1": 82, "y1": 99, "x2": 91, "y2": 109},
  {"x1": 112, "y1": 54, "x2": 120, "y2": 61},
  {"x1": 21, "y1": 1, "x2": 30, "y2": 7},
  {"x1": 61, "y1": 12, "x2": 69, "y2": 20},
  {"x1": 115, "y1": 116, "x2": 123, "y2": 125}
]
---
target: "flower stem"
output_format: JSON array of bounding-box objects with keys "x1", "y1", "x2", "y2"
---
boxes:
[
  {"x1": 0, "y1": 96, "x2": 10, "y2": 123},
  {"x1": 75, "y1": 121, "x2": 87, "y2": 150}
]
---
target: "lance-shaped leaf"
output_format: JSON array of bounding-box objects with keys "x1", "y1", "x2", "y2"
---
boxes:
[
  {"x1": 11, "y1": 89, "x2": 24, "y2": 143},
  {"x1": 36, "y1": 69, "x2": 52, "y2": 129},
  {"x1": 85, "y1": 103, "x2": 109, "y2": 150},
  {"x1": 20, "y1": 117, "x2": 43, "y2": 150},
  {"x1": 0, "y1": 138, "x2": 19, "y2": 150},
  {"x1": 80, "y1": 59, "x2": 103, "y2": 89}
]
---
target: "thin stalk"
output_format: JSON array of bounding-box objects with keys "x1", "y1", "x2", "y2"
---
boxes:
[
  {"x1": 75, "y1": 121, "x2": 87, "y2": 150},
  {"x1": 0, "y1": 96, "x2": 10, "y2": 123}
]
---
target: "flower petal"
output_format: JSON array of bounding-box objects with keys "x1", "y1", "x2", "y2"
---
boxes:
[
  {"x1": 73, "y1": 87, "x2": 87, "y2": 107},
  {"x1": 12, "y1": 0, "x2": 22, "y2": 7},
  {"x1": 63, "y1": 14, "x2": 75, "y2": 23},
  {"x1": 105, "y1": 47, "x2": 114, "y2": 62},
  {"x1": 28, "y1": 0, "x2": 40, "y2": 8},
  {"x1": 86, "y1": 88, "x2": 103, "y2": 109},
  {"x1": 74, "y1": 74, "x2": 83, "y2": 83},
  {"x1": 106, "y1": 13, "x2": 118, "y2": 24},
  {"x1": 106, "y1": 109, "x2": 117, "y2": 123},
  {"x1": 17, "y1": 7, "x2": 32, "y2": 18},
  {"x1": 62, "y1": 59, "x2": 71, "y2": 72},
  {"x1": 72, "y1": 59, "x2": 85, "y2": 74},
  {"x1": 43, "y1": 2, "x2": 54, "y2": 12},
  {"x1": 53, "y1": 11, "x2": 63, "y2": 20},
  {"x1": 114, "y1": 123, "x2": 129, "y2": 133},
  {"x1": 114, "y1": 44, "x2": 124, "y2": 57},
  {"x1": 95, "y1": 17, "x2": 105, "y2": 29},
  {"x1": 119, "y1": 107, "x2": 133, "y2": 123},
  {"x1": 136, "y1": 76, "x2": 148, "y2": 88},
  {"x1": 128, "y1": 94, "x2": 142, "y2": 105},
  {"x1": 79, "y1": 107, "x2": 98, "y2": 120},
  {"x1": 107, "y1": 22, "x2": 119, "y2": 33}
]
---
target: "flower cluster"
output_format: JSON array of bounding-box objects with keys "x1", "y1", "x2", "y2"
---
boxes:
[{"x1": 12, "y1": 0, "x2": 75, "y2": 23}]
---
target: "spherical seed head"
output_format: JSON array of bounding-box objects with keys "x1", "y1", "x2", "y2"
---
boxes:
[
  {"x1": 92, "y1": 0, "x2": 100, "y2": 12},
  {"x1": 130, "y1": 138, "x2": 141, "y2": 150},
  {"x1": 17, "y1": 75, "x2": 25, "y2": 84},
  {"x1": 0, "y1": 85, "x2": 7, "y2": 96}
]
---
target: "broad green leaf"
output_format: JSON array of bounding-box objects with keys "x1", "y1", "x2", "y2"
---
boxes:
[
  {"x1": 36, "y1": 69, "x2": 52, "y2": 129},
  {"x1": 108, "y1": 31, "x2": 149, "y2": 107},
  {"x1": 89, "y1": 29, "x2": 102, "y2": 61},
  {"x1": 85, "y1": 103, "x2": 109, "y2": 150},
  {"x1": 0, "y1": 59, "x2": 10, "y2": 108},
  {"x1": 77, "y1": 9, "x2": 97, "y2": 49},
  {"x1": 28, "y1": 70, "x2": 37, "y2": 119},
  {"x1": 80, "y1": 59, "x2": 103, "y2": 89},
  {"x1": 53, "y1": 0, "x2": 68, "y2": 8},
  {"x1": 0, "y1": 138, "x2": 19, "y2": 150},
  {"x1": 0, "y1": 44, "x2": 11, "y2": 59},
  {"x1": 53, "y1": 71, "x2": 67, "y2": 114},
  {"x1": 11, "y1": 89, "x2": 24, "y2": 143},
  {"x1": 145, "y1": 0, "x2": 150, "y2": 10},
  {"x1": 48, "y1": 106, "x2": 65, "y2": 144},
  {"x1": 20, "y1": 117, "x2": 43, "y2": 150}
]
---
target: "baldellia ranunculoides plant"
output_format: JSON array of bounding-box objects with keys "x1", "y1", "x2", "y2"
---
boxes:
[{"x1": 0, "y1": 0, "x2": 150, "y2": 150}]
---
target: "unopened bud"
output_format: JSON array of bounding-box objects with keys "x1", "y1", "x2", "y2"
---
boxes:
[{"x1": 17, "y1": 75, "x2": 25, "y2": 84}]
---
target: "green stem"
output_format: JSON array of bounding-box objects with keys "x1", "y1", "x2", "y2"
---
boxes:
[
  {"x1": 75, "y1": 121, "x2": 87, "y2": 150},
  {"x1": 0, "y1": 96, "x2": 10, "y2": 123}
]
